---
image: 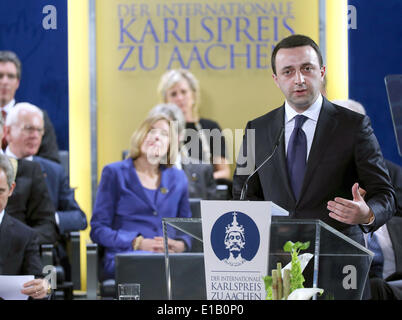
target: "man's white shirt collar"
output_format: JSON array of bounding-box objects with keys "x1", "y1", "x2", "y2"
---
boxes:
[
  {"x1": 5, "y1": 147, "x2": 18, "y2": 159},
  {"x1": 1, "y1": 99, "x2": 16, "y2": 115},
  {"x1": 284, "y1": 94, "x2": 323, "y2": 123}
]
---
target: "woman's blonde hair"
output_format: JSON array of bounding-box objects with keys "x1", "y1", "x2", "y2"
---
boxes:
[
  {"x1": 157, "y1": 69, "x2": 200, "y2": 120},
  {"x1": 128, "y1": 113, "x2": 178, "y2": 167}
]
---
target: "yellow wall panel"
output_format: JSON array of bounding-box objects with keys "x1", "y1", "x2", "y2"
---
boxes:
[{"x1": 68, "y1": 0, "x2": 92, "y2": 292}]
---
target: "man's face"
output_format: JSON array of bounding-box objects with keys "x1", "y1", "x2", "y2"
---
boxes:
[
  {"x1": 0, "y1": 169, "x2": 14, "y2": 212},
  {"x1": 6, "y1": 111, "x2": 44, "y2": 158},
  {"x1": 0, "y1": 62, "x2": 20, "y2": 106},
  {"x1": 272, "y1": 46, "x2": 325, "y2": 112}
]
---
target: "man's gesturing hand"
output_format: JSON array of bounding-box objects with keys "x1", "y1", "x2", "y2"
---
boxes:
[{"x1": 327, "y1": 182, "x2": 374, "y2": 225}]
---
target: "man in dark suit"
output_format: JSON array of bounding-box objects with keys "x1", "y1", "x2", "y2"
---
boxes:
[
  {"x1": 0, "y1": 113, "x2": 57, "y2": 245},
  {"x1": 5, "y1": 102, "x2": 87, "y2": 234},
  {"x1": 5, "y1": 103, "x2": 86, "y2": 282},
  {"x1": 0, "y1": 50, "x2": 60, "y2": 163},
  {"x1": 233, "y1": 34, "x2": 395, "y2": 248},
  {"x1": 0, "y1": 154, "x2": 50, "y2": 299}
]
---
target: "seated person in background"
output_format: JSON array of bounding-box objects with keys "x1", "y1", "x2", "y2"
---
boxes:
[
  {"x1": 90, "y1": 112, "x2": 191, "y2": 279},
  {"x1": 5, "y1": 103, "x2": 87, "y2": 234},
  {"x1": 0, "y1": 50, "x2": 60, "y2": 163},
  {"x1": 334, "y1": 99, "x2": 402, "y2": 300},
  {"x1": 0, "y1": 114, "x2": 57, "y2": 245},
  {"x1": 157, "y1": 69, "x2": 231, "y2": 181},
  {"x1": 4, "y1": 103, "x2": 87, "y2": 280},
  {"x1": 148, "y1": 103, "x2": 217, "y2": 200},
  {"x1": 0, "y1": 154, "x2": 50, "y2": 299}
]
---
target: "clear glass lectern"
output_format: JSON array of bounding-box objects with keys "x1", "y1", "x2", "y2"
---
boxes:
[{"x1": 162, "y1": 217, "x2": 373, "y2": 300}]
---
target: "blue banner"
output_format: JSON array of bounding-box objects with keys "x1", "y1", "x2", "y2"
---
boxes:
[{"x1": 0, "y1": 0, "x2": 69, "y2": 150}]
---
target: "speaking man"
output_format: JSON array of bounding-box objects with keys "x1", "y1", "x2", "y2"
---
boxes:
[{"x1": 233, "y1": 34, "x2": 395, "y2": 249}]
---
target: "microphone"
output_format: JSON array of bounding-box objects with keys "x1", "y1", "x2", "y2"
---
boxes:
[{"x1": 240, "y1": 126, "x2": 285, "y2": 200}]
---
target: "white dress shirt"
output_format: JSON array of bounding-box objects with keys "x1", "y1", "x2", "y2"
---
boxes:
[
  {"x1": 284, "y1": 94, "x2": 323, "y2": 160},
  {"x1": 0, "y1": 209, "x2": 4, "y2": 226},
  {"x1": 376, "y1": 225, "x2": 396, "y2": 279}
]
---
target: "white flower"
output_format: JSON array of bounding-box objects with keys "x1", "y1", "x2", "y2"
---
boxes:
[{"x1": 287, "y1": 288, "x2": 324, "y2": 300}]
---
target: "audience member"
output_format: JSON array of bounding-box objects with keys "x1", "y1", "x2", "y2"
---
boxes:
[
  {"x1": 0, "y1": 154, "x2": 50, "y2": 299},
  {"x1": 90, "y1": 112, "x2": 191, "y2": 279},
  {"x1": 333, "y1": 99, "x2": 402, "y2": 300},
  {"x1": 0, "y1": 50, "x2": 60, "y2": 163},
  {"x1": 148, "y1": 103, "x2": 217, "y2": 200},
  {"x1": 5, "y1": 102, "x2": 87, "y2": 233},
  {"x1": 0, "y1": 114, "x2": 57, "y2": 245},
  {"x1": 157, "y1": 69, "x2": 230, "y2": 180},
  {"x1": 4, "y1": 102, "x2": 87, "y2": 281}
]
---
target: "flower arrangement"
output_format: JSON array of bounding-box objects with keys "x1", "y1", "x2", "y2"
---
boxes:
[{"x1": 263, "y1": 241, "x2": 323, "y2": 300}]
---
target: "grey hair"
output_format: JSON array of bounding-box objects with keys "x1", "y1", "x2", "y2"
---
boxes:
[
  {"x1": 333, "y1": 99, "x2": 366, "y2": 115},
  {"x1": 5, "y1": 102, "x2": 44, "y2": 127},
  {"x1": 0, "y1": 50, "x2": 22, "y2": 80},
  {"x1": 0, "y1": 154, "x2": 15, "y2": 188},
  {"x1": 148, "y1": 103, "x2": 185, "y2": 135}
]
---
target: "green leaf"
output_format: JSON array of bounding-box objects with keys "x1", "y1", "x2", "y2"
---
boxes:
[
  {"x1": 283, "y1": 241, "x2": 294, "y2": 252},
  {"x1": 262, "y1": 275, "x2": 273, "y2": 300}
]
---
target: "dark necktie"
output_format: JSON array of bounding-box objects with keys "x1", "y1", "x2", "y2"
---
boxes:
[
  {"x1": 368, "y1": 233, "x2": 384, "y2": 278},
  {"x1": 287, "y1": 115, "x2": 308, "y2": 200},
  {"x1": 1, "y1": 109, "x2": 7, "y2": 150}
]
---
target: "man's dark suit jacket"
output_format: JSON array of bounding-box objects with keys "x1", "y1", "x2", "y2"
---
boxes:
[
  {"x1": 33, "y1": 156, "x2": 87, "y2": 234},
  {"x1": 0, "y1": 213, "x2": 43, "y2": 276},
  {"x1": 6, "y1": 159, "x2": 57, "y2": 244},
  {"x1": 386, "y1": 160, "x2": 402, "y2": 218},
  {"x1": 233, "y1": 97, "x2": 396, "y2": 244}
]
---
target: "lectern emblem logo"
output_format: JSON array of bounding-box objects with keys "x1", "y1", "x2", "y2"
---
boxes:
[{"x1": 210, "y1": 211, "x2": 260, "y2": 266}]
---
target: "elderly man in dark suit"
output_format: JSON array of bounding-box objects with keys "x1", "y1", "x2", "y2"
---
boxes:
[
  {"x1": 0, "y1": 154, "x2": 50, "y2": 299},
  {"x1": 4, "y1": 102, "x2": 87, "y2": 234},
  {"x1": 4, "y1": 102, "x2": 87, "y2": 281},
  {"x1": 0, "y1": 113, "x2": 57, "y2": 245}
]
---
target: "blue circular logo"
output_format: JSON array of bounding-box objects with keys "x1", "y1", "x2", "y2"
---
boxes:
[{"x1": 210, "y1": 211, "x2": 260, "y2": 266}]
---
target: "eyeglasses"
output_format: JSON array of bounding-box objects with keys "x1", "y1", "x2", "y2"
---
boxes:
[{"x1": 21, "y1": 125, "x2": 44, "y2": 135}]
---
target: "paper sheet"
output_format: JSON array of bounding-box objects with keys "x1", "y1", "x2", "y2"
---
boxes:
[{"x1": 0, "y1": 275, "x2": 35, "y2": 300}]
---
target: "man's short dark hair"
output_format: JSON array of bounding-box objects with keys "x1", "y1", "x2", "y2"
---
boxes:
[
  {"x1": 0, "y1": 50, "x2": 22, "y2": 80},
  {"x1": 271, "y1": 34, "x2": 323, "y2": 75}
]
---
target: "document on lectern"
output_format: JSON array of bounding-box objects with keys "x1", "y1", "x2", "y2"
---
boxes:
[{"x1": 201, "y1": 200, "x2": 272, "y2": 300}]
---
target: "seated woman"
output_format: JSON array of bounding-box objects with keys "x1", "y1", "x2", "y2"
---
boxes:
[
  {"x1": 157, "y1": 69, "x2": 231, "y2": 180},
  {"x1": 90, "y1": 112, "x2": 191, "y2": 279},
  {"x1": 148, "y1": 103, "x2": 217, "y2": 200}
]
